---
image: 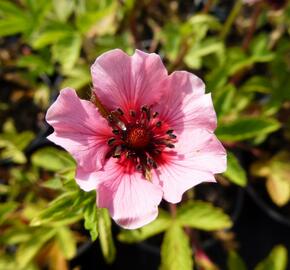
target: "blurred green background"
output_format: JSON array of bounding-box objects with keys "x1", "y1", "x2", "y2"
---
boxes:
[{"x1": 0, "y1": 0, "x2": 290, "y2": 269}]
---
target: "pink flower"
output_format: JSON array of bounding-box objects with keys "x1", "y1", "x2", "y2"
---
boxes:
[
  {"x1": 46, "y1": 49, "x2": 226, "y2": 229},
  {"x1": 243, "y1": 0, "x2": 260, "y2": 4}
]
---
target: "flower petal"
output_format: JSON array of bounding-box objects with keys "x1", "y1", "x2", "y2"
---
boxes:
[
  {"x1": 156, "y1": 128, "x2": 226, "y2": 203},
  {"x1": 154, "y1": 71, "x2": 216, "y2": 133},
  {"x1": 91, "y1": 49, "x2": 168, "y2": 113},
  {"x1": 75, "y1": 166, "x2": 99, "y2": 192},
  {"x1": 46, "y1": 88, "x2": 112, "y2": 190},
  {"x1": 97, "y1": 158, "x2": 163, "y2": 229}
]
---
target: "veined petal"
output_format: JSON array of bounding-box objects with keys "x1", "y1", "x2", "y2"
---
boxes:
[
  {"x1": 91, "y1": 49, "x2": 168, "y2": 113},
  {"x1": 96, "y1": 158, "x2": 163, "y2": 229},
  {"x1": 46, "y1": 88, "x2": 112, "y2": 190},
  {"x1": 156, "y1": 128, "x2": 226, "y2": 203},
  {"x1": 154, "y1": 71, "x2": 216, "y2": 134}
]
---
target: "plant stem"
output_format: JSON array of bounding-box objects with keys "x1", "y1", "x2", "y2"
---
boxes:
[
  {"x1": 220, "y1": 0, "x2": 243, "y2": 40},
  {"x1": 230, "y1": 2, "x2": 263, "y2": 85},
  {"x1": 242, "y1": 2, "x2": 262, "y2": 51},
  {"x1": 168, "y1": 203, "x2": 177, "y2": 218}
]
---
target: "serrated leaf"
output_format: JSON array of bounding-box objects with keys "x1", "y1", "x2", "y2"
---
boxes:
[
  {"x1": 118, "y1": 210, "x2": 171, "y2": 243},
  {"x1": 160, "y1": 222, "x2": 193, "y2": 270},
  {"x1": 224, "y1": 152, "x2": 247, "y2": 187},
  {"x1": 255, "y1": 245, "x2": 288, "y2": 270},
  {"x1": 216, "y1": 117, "x2": 281, "y2": 142},
  {"x1": 228, "y1": 251, "x2": 247, "y2": 270},
  {"x1": 177, "y1": 201, "x2": 232, "y2": 231},
  {"x1": 98, "y1": 208, "x2": 116, "y2": 264},
  {"x1": 31, "y1": 147, "x2": 75, "y2": 172},
  {"x1": 56, "y1": 227, "x2": 76, "y2": 259},
  {"x1": 83, "y1": 200, "x2": 98, "y2": 241}
]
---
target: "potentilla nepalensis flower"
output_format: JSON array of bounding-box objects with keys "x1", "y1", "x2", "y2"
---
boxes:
[{"x1": 46, "y1": 49, "x2": 226, "y2": 229}]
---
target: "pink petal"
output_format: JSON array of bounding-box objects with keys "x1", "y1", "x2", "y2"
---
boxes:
[
  {"x1": 75, "y1": 167, "x2": 99, "y2": 192},
  {"x1": 91, "y1": 49, "x2": 168, "y2": 113},
  {"x1": 156, "y1": 128, "x2": 226, "y2": 203},
  {"x1": 154, "y1": 71, "x2": 216, "y2": 133},
  {"x1": 96, "y1": 158, "x2": 163, "y2": 229},
  {"x1": 46, "y1": 88, "x2": 112, "y2": 190}
]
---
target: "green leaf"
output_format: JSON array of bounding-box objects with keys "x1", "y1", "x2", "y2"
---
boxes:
[
  {"x1": 16, "y1": 228, "x2": 56, "y2": 269},
  {"x1": 0, "y1": 16, "x2": 30, "y2": 37},
  {"x1": 56, "y1": 227, "x2": 77, "y2": 259},
  {"x1": 240, "y1": 76, "x2": 271, "y2": 94},
  {"x1": 76, "y1": 2, "x2": 118, "y2": 35},
  {"x1": 30, "y1": 192, "x2": 80, "y2": 226},
  {"x1": 18, "y1": 54, "x2": 54, "y2": 75},
  {"x1": 224, "y1": 152, "x2": 247, "y2": 187},
  {"x1": 185, "y1": 38, "x2": 224, "y2": 69},
  {"x1": 52, "y1": 32, "x2": 82, "y2": 72},
  {"x1": 216, "y1": 117, "x2": 281, "y2": 142},
  {"x1": 60, "y1": 65, "x2": 91, "y2": 90},
  {"x1": 52, "y1": 0, "x2": 74, "y2": 22},
  {"x1": 0, "y1": 0, "x2": 26, "y2": 17},
  {"x1": 31, "y1": 22, "x2": 73, "y2": 48},
  {"x1": 255, "y1": 245, "x2": 288, "y2": 270},
  {"x1": 160, "y1": 222, "x2": 193, "y2": 270},
  {"x1": 228, "y1": 251, "x2": 247, "y2": 270},
  {"x1": 98, "y1": 208, "x2": 116, "y2": 264},
  {"x1": 255, "y1": 151, "x2": 290, "y2": 206},
  {"x1": 177, "y1": 201, "x2": 232, "y2": 231},
  {"x1": 83, "y1": 200, "x2": 98, "y2": 241},
  {"x1": 0, "y1": 130, "x2": 34, "y2": 164},
  {"x1": 213, "y1": 84, "x2": 235, "y2": 118},
  {"x1": 0, "y1": 202, "x2": 18, "y2": 224},
  {"x1": 41, "y1": 178, "x2": 63, "y2": 190},
  {"x1": 31, "y1": 147, "x2": 75, "y2": 172},
  {"x1": 118, "y1": 210, "x2": 171, "y2": 243}
]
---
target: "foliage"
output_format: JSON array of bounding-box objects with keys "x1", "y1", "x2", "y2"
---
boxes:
[{"x1": 0, "y1": 0, "x2": 290, "y2": 269}]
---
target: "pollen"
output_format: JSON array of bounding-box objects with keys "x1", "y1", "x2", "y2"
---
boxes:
[{"x1": 126, "y1": 126, "x2": 151, "y2": 149}]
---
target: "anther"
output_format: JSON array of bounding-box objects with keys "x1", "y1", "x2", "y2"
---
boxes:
[
  {"x1": 113, "y1": 145, "x2": 122, "y2": 158},
  {"x1": 156, "y1": 121, "x2": 162, "y2": 127},
  {"x1": 136, "y1": 164, "x2": 143, "y2": 171},
  {"x1": 166, "y1": 143, "x2": 175, "y2": 148},
  {"x1": 147, "y1": 157, "x2": 157, "y2": 169},
  {"x1": 112, "y1": 129, "x2": 119, "y2": 135},
  {"x1": 168, "y1": 133, "x2": 177, "y2": 139},
  {"x1": 130, "y1": 110, "x2": 136, "y2": 117},
  {"x1": 107, "y1": 137, "x2": 116, "y2": 146},
  {"x1": 166, "y1": 129, "x2": 174, "y2": 134},
  {"x1": 116, "y1": 120, "x2": 127, "y2": 131},
  {"x1": 152, "y1": 112, "x2": 159, "y2": 118},
  {"x1": 141, "y1": 105, "x2": 149, "y2": 112},
  {"x1": 107, "y1": 115, "x2": 114, "y2": 122},
  {"x1": 153, "y1": 149, "x2": 162, "y2": 155},
  {"x1": 116, "y1": 108, "x2": 124, "y2": 115},
  {"x1": 141, "y1": 105, "x2": 151, "y2": 120}
]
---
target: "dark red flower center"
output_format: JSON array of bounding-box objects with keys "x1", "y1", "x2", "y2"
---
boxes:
[
  {"x1": 126, "y1": 126, "x2": 151, "y2": 150},
  {"x1": 105, "y1": 105, "x2": 177, "y2": 179}
]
